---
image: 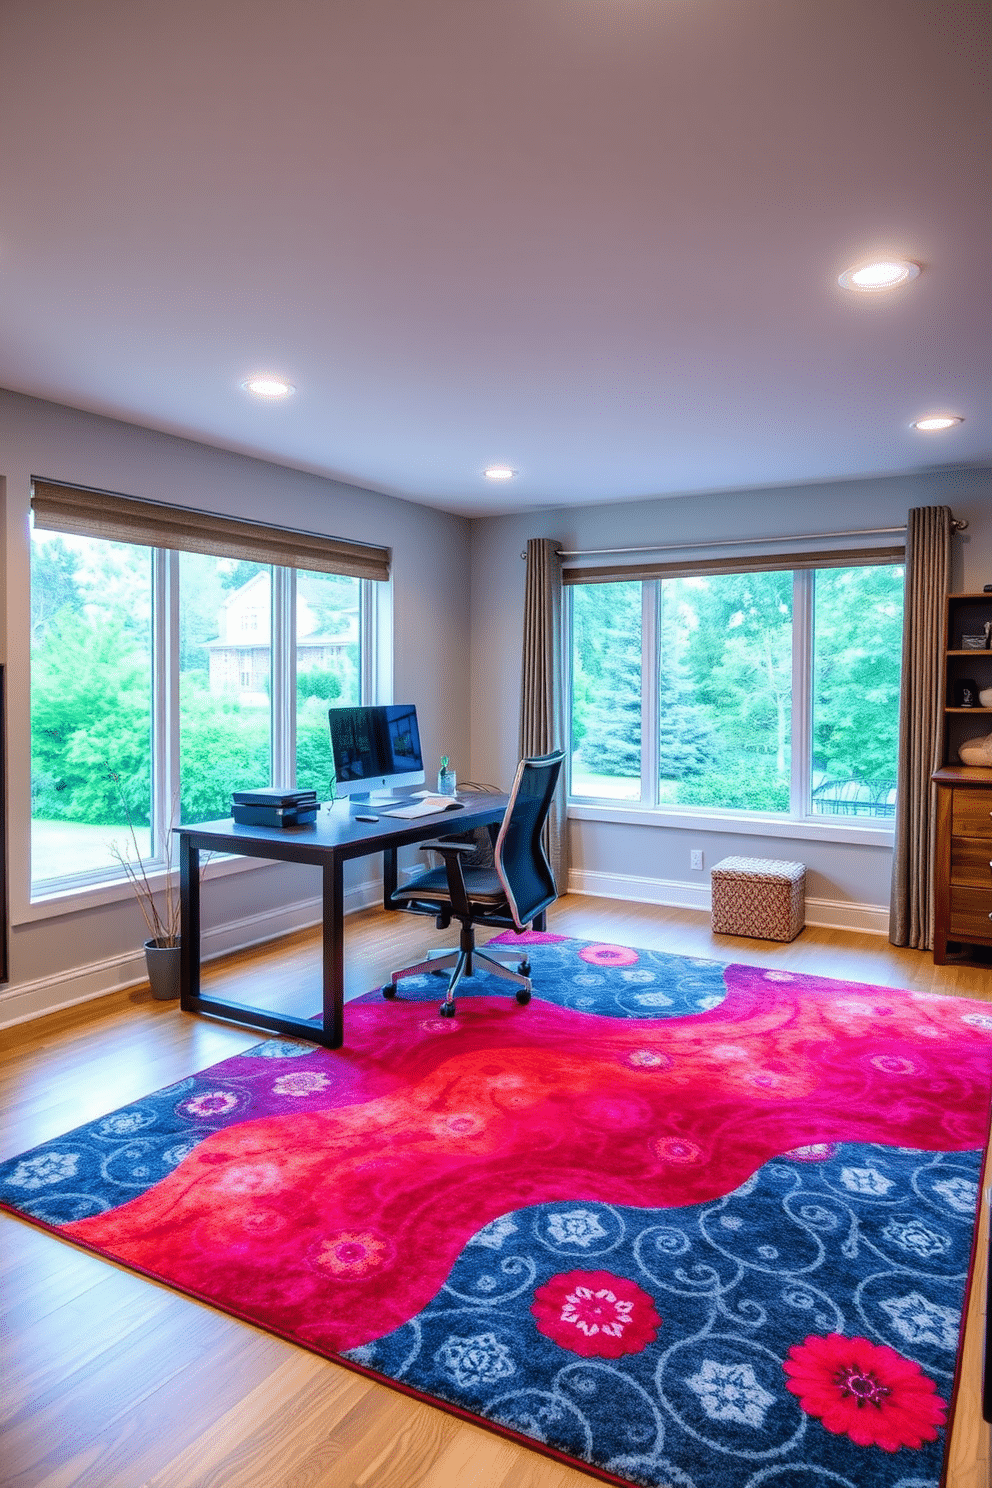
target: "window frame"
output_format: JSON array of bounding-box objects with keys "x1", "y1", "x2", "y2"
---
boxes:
[
  {"x1": 28, "y1": 534, "x2": 388, "y2": 907},
  {"x1": 565, "y1": 553, "x2": 903, "y2": 846}
]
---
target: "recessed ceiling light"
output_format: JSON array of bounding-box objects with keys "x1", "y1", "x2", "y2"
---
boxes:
[
  {"x1": 484, "y1": 465, "x2": 517, "y2": 481},
  {"x1": 838, "y1": 259, "x2": 921, "y2": 292},
  {"x1": 241, "y1": 374, "x2": 296, "y2": 399},
  {"x1": 911, "y1": 414, "x2": 964, "y2": 432}
]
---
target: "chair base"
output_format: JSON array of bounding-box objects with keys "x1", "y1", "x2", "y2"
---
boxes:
[{"x1": 388, "y1": 941, "x2": 532, "y2": 1017}]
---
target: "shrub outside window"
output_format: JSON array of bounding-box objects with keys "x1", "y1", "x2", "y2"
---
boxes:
[
  {"x1": 31, "y1": 532, "x2": 154, "y2": 882},
  {"x1": 30, "y1": 526, "x2": 375, "y2": 895}
]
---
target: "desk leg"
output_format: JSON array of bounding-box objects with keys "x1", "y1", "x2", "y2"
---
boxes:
[
  {"x1": 383, "y1": 847, "x2": 398, "y2": 909},
  {"x1": 322, "y1": 858, "x2": 345, "y2": 1049},
  {"x1": 179, "y1": 837, "x2": 200, "y2": 1009}
]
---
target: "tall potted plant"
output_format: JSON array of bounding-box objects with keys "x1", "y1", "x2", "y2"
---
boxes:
[{"x1": 110, "y1": 774, "x2": 183, "y2": 1001}]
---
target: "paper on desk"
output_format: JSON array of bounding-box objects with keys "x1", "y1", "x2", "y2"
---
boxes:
[{"x1": 380, "y1": 795, "x2": 465, "y2": 818}]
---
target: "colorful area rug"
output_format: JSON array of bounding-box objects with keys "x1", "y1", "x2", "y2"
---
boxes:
[{"x1": 3, "y1": 935, "x2": 991, "y2": 1488}]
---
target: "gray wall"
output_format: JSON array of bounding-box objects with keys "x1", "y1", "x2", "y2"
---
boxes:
[
  {"x1": 3, "y1": 386, "x2": 989, "y2": 1022},
  {"x1": 1, "y1": 390, "x2": 472, "y2": 1020},
  {"x1": 470, "y1": 469, "x2": 992, "y2": 927}
]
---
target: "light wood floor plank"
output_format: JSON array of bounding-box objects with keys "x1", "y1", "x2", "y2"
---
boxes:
[{"x1": 1, "y1": 898, "x2": 988, "y2": 1488}]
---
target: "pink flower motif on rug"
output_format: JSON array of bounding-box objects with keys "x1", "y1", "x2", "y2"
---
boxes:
[
  {"x1": 869, "y1": 1054, "x2": 918, "y2": 1076},
  {"x1": 272, "y1": 1071, "x2": 332, "y2": 1097},
  {"x1": 176, "y1": 1089, "x2": 244, "y2": 1119},
  {"x1": 624, "y1": 1049, "x2": 673, "y2": 1070},
  {"x1": 579, "y1": 944, "x2": 639, "y2": 967},
  {"x1": 532, "y1": 1269, "x2": 661, "y2": 1358},
  {"x1": 653, "y1": 1136, "x2": 704, "y2": 1165},
  {"x1": 309, "y1": 1230, "x2": 393, "y2": 1279},
  {"x1": 783, "y1": 1333, "x2": 947, "y2": 1451},
  {"x1": 743, "y1": 1065, "x2": 812, "y2": 1099}
]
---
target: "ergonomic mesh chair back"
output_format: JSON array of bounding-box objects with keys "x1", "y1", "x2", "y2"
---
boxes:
[{"x1": 491, "y1": 752, "x2": 562, "y2": 930}]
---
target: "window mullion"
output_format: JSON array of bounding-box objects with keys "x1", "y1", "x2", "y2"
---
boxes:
[
  {"x1": 641, "y1": 581, "x2": 659, "y2": 806},
  {"x1": 563, "y1": 585, "x2": 574, "y2": 797},
  {"x1": 270, "y1": 567, "x2": 295, "y2": 786},
  {"x1": 152, "y1": 548, "x2": 180, "y2": 860},
  {"x1": 791, "y1": 569, "x2": 812, "y2": 817}
]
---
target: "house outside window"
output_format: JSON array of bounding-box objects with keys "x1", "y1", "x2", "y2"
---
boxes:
[
  {"x1": 569, "y1": 558, "x2": 904, "y2": 823},
  {"x1": 30, "y1": 519, "x2": 375, "y2": 895}
]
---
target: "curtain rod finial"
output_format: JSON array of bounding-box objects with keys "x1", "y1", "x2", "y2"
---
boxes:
[{"x1": 952, "y1": 518, "x2": 968, "y2": 532}]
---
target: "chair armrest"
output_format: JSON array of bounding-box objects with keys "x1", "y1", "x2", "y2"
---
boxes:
[{"x1": 419, "y1": 840, "x2": 472, "y2": 915}]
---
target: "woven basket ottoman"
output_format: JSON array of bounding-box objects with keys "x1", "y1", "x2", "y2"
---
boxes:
[{"x1": 710, "y1": 856, "x2": 806, "y2": 942}]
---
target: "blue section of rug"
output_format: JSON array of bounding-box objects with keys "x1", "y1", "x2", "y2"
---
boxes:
[
  {"x1": 348, "y1": 1141, "x2": 980, "y2": 1488},
  {"x1": 360, "y1": 936, "x2": 731, "y2": 1016}
]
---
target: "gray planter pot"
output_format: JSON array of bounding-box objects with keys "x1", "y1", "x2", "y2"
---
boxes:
[{"x1": 144, "y1": 938, "x2": 181, "y2": 1001}]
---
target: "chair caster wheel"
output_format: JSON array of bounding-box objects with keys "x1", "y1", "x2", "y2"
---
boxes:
[
  {"x1": 440, "y1": 1001, "x2": 457, "y2": 1018},
  {"x1": 519, "y1": 960, "x2": 531, "y2": 977},
  {"x1": 516, "y1": 988, "x2": 531, "y2": 1005},
  {"x1": 383, "y1": 984, "x2": 398, "y2": 999}
]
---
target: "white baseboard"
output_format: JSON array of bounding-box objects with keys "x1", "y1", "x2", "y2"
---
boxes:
[
  {"x1": 0, "y1": 877, "x2": 382, "y2": 1028},
  {"x1": 567, "y1": 869, "x2": 891, "y2": 937},
  {"x1": 0, "y1": 866, "x2": 892, "y2": 1030}
]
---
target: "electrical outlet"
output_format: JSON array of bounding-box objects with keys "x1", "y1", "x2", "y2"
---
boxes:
[{"x1": 690, "y1": 850, "x2": 703, "y2": 871}]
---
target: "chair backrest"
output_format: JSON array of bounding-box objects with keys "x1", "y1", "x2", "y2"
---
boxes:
[{"x1": 492, "y1": 751, "x2": 565, "y2": 931}]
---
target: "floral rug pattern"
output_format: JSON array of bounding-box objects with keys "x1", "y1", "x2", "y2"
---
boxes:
[{"x1": 2, "y1": 936, "x2": 990, "y2": 1488}]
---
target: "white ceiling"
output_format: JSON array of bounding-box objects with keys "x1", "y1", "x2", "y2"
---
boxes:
[{"x1": 2, "y1": 0, "x2": 989, "y2": 517}]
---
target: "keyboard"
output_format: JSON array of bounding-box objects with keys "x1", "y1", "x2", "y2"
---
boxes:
[{"x1": 380, "y1": 796, "x2": 465, "y2": 819}]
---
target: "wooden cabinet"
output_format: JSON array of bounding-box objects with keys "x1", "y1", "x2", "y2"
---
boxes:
[{"x1": 933, "y1": 765, "x2": 992, "y2": 964}]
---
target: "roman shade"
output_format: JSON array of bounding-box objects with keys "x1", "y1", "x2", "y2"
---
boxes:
[
  {"x1": 562, "y1": 545, "x2": 904, "y2": 585},
  {"x1": 31, "y1": 479, "x2": 391, "y2": 583}
]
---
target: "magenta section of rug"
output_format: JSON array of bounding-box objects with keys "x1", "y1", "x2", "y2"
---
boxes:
[{"x1": 54, "y1": 963, "x2": 992, "y2": 1356}]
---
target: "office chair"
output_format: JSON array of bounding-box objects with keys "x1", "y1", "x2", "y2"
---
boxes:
[{"x1": 386, "y1": 750, "x2": 565, "y2": 1017}]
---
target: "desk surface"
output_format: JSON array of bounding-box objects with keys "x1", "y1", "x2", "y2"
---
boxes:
[{"x1": 177, "y1": 795, "x2": 509, "y2": 861}]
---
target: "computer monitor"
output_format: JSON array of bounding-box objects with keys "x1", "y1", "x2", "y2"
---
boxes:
[{"x1": 328, "y1": 704, "x2": 426, "y2": 800}]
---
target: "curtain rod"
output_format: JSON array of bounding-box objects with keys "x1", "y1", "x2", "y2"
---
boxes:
[{"x1": 521, "y1": 520, "x2": 967, "y2": 561}]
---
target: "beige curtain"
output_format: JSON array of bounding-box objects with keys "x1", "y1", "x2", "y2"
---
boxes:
[
  {"x1": 520, "y1": 537, "x2": 568, "y2": 890},
  {"x1": 889, "y1": 506, "x2": 953, "y2": 948}
]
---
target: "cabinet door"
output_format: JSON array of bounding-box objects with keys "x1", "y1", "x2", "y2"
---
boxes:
[
  {"x1": 948, "y1": 885, "x2": 992, "y2": 940},
  {"x1": 950, "y1": 838, "x2": 992, "y2": 886},
  {"x1": 952, "y1": 788, "x2": 992, "y2": 838}
]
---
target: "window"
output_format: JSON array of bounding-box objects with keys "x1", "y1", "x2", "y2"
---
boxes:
[
  {"x1": 178, "y1": 554, "x2": 271, "y2": 826},
  {"x1": 295, "y1": 569, "x2": 361, "y2": 796},
  {"x1": 570, "y1": 580, "x2": 641, "y2": 800},
  {"x1": 29, "y1": 484, "x2": 389, "y2": 895},
  {"x1": 569, "y1": 556, "x2": 904, "y2": 823},
  {"x1": 31, "y1": 532, "x2": 154, "y2": 882}
]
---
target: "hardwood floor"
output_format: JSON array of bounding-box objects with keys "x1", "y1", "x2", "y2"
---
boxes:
[{"x1": 2, "y1": 898, "x2": 989, "y2": 1487}]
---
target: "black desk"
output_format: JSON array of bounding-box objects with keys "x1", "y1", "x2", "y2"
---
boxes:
[{"x1": 177, "y1": 796, "x2": 509, "y2": 1048}]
